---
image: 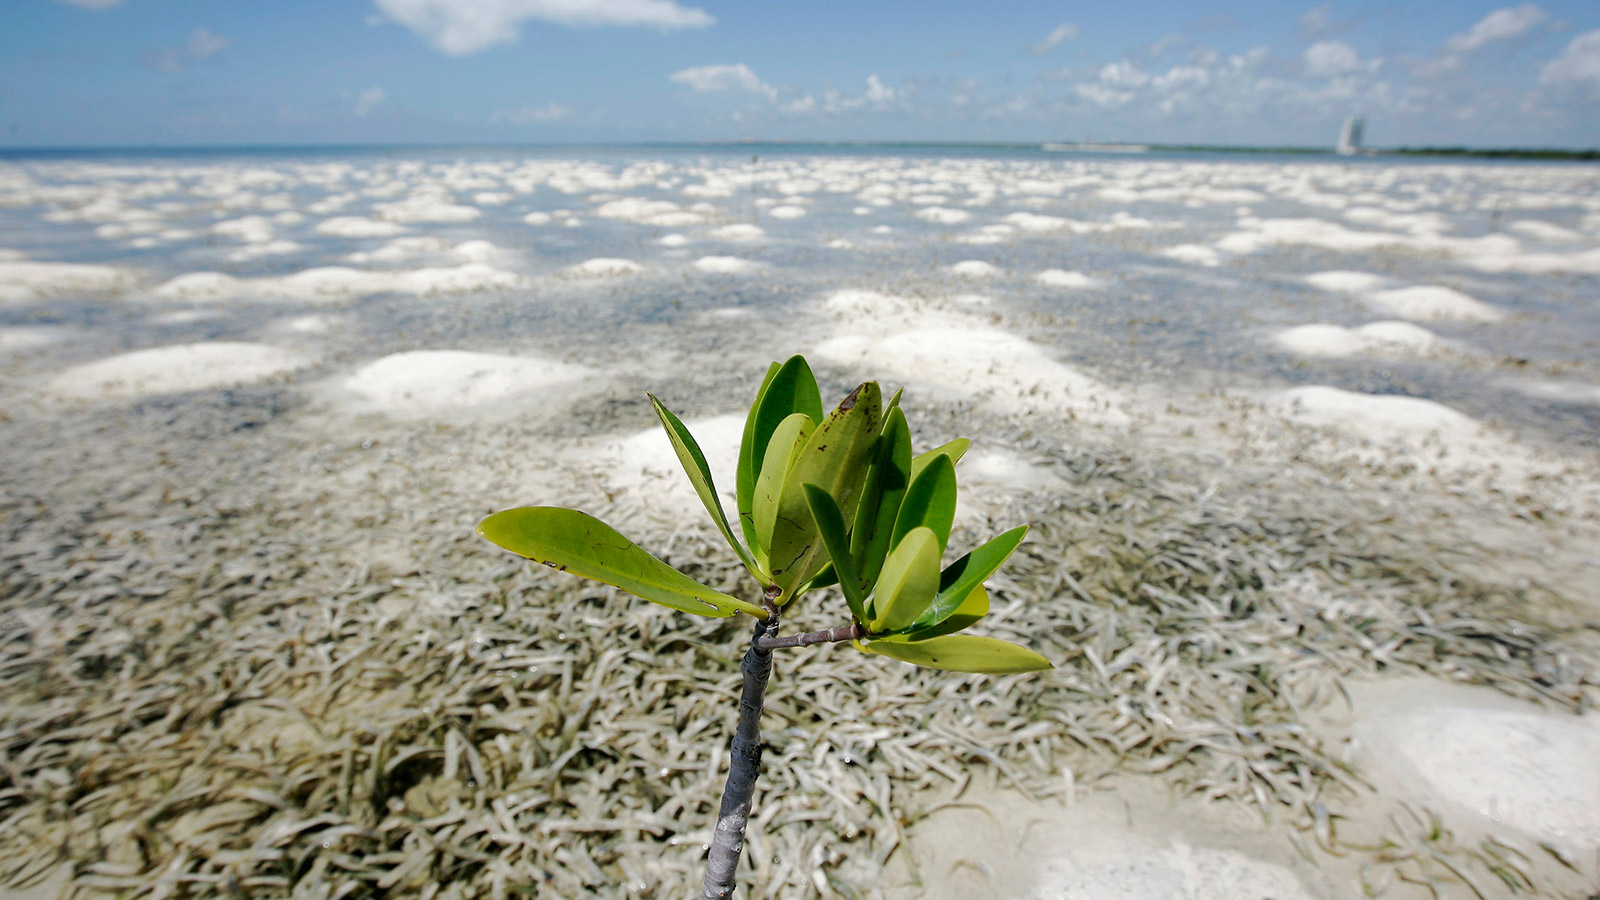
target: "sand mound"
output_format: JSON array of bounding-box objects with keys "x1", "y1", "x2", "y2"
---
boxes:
[
  {"x1": 950, "y1": 260, "x2": 998, "y2": 278},
  {"x1": 1272, "y1": 322, "x2": 1444, "y2": 358},
  {"x1": 708, "y1": 224, "x2": 765, "y2": 241},
  {"x1": 1270, "y1": 385, "x2": 1479, "y2": 441},
  {"x1": 151, "y1": 264, "x2": 524, "y2": 301},
  {"x1": 48, "y1": 342, "x2": 308, "y2": 400},
  {"x1": 600, "y1": 414, "x2": 744, "y2": 519},
  {"x1": 564, "y1": 258, "x2": 645, "y2": 278},
  {"x1": 1366, "y1": 286, "x2": 1502, "y2": 323},
  {"x1": 315, "y1": 217, "x2": 406, "y2": 237},
  {"x1": 1035, "y1": 269, "x2": 1098, "y2": 289},
  {"x1": 1162, "y1": 244, "x2": 1222, "y2": 267},
  {"x1": 1304, "y1": 270, "x2": 1387, "y2": 293},
  {"x1": 340, "y1": 350, "x2": 594, "y2": 416},
  {"x1": 0, "y1": 261, "x2": 134, "y2": 303},
  {"x1": 692, "y1": 256, "x2": 754, "y2": 274}
]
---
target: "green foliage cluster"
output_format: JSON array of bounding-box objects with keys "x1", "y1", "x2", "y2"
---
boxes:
[{"x1": 478, "y1": 355, "x2": 1049, "y2": 674}]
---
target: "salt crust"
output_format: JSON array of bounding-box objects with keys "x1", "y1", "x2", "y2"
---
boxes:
[
  {"x1": 1344, "y1": 678, "x2": 1600, "y2": 854},
  {"x1": 1271, "y1": 322, "x2": 1444, "y2": 358},
  {"x1": 340, "y1": 350, "x2": 594, "y2": 416},
  {"x1": 692, "y1": 256, "x2": 753, "y2": 274},
  {"x1": 48, "y1": 342, "x2": 308, "y2": 400},
  {"x1": 0, "y1": 261, "x2": 134, "y2": 303},
  {"x1": 563, "y1": 258, "x2": 644, "y2": 278},
  {"x1": 1366, "y1": 285, "x2": 1501, "y2": 323},
  {"x1": 314, "y1": 217, "x2": 407, "y2": 238},
  {"x1": 153, "y1": 264, "x2": 524, "y2": 301}
]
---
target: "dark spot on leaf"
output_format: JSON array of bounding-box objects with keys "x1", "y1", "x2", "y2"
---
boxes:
[{"x1": 816, "y1": 444, "x2": 827, "y2": 452}]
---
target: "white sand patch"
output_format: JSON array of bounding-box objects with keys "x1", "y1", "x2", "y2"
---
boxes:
[
  {"x1": 1003, "y1": 212, "x2": 1072, "y2": 232},
  {"x1": 279, "y1": 314, "x2": 340, "y2": 334},
  {"x1": 950, "y1": 260, "x2": 998, "y2": 278},
  {"x1": 374, "y1": 195, "x2": 481, "y2": 223},
  {"x1": 1344, "y1": 678, "x2": 1600, "y2": 855},
  {"x1": 0, "y1": 326, "x2": 64, "y2": 350},
  {"x1": 1035, "y1": 269, "x2": 1098, "y2": 289},
  {"x1": 564, "y1": 258, "x2": 644, "y2": 278},
  {"x1": 1272, "y1": 322, "x2": 1445, "y2": 358},
  {"x1": 315, "y1": 217, "x2": 406, "y2": 238},
  {"x1": 1304, "y1": 270, "x2": 1387, "y2": 293},
  {"x1": 49, "y1": 342, "x2": 309, "y2": 400},
  {"x1": 709, "y1": 223, "x2": 766, "y2": 241},
  {"x1": 692, "y1": 256, "x2": 754, "y2": 274},
  {"x1": 961, "y1": 448, "x2": 1061, "y2": 491},
  {"x1": 0, "y1": 261, "x2": 135, "y2": 303},
  {"x1": 1465, "y1": 245, "x2": 1600, "y2": 274},
  {"x1": 341, "y1": 350, "x2": 594, "y2": 416},
  {"x1": 815, "y1": 327, "x2": 1126, "y2": 426},
  {"x1": 450, "y1": 240, "x2": 505, "y2": 264},
  {"x1": 151, "y1": 264, "x2": 524, "y2": 301},
  {"x1": 1366, "y1": 285, "x2": 1502, "y2": 323},
  {"x1": 345, "y1": 236, "x2": 452, "y2": 265},
  {"x1": 1162, "y1": 244, "x2": 1221, "y2": 267},
  {"x1": 767, "y1": 205, "x2": 806, "y2": 220},
  {"x1": 1508, "y1": 220, "x2": 1582, "y2": 242},
  {"x1": 473, "y1": 191, "x2": 512, "y2": 206},
  {"x1": 824, "y1": 238, "x2": 854, "y2": 249},
  {"x1": 915, "y1": 207, "x2": 971, "y2": 225},
  {"x1": 522, "y1": 212, "x2": 552, "y2": 225},
  {"x1": 0, "y1": 249, "x2": 27, "y2": 261},
  {"x1": 660, "y1": 233, "x2": 689, "y2": 247},
  {"x1": 600, "y1": 414, "x2": 744, "y2": 519},
  {"x1": 149, "y1": 309, "x2": 218, "y2": 326},
  {"x1": 594, "y1": 198, "x2": 704, "y2": 227},
  {"x1": 822, "y1": 289, "x2": 923, "y2": 320},
  {"x1": 211, "y1": 216, "x2": 275, "y2": 244},
  {"x1": 1271, "y1": 386, "x2": 1478, "y2": 442},
  {"x1": 871, "y1": 225, "x2": 894, "y2": 235},
  {"x1": 227, "y1": 239, "x2": 302, "y2": 262}
]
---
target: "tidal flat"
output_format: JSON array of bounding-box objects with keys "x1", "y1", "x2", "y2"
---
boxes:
[{"x1": 1, "y1": 146, "x2": 1597, "y2": 898}]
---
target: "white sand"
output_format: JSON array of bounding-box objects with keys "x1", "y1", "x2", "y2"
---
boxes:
[
  {"x1": 692, "y1": 256, "x2": 754, "y2": 274},
  {"x1": 767, "y1": 205, "x2": 807, "y2": 220},
  {"x1": 1035, "y1": 269, "x2": 1099, "y2": 289},
  {"x1": 315, "y1": 217, "x2": 407, "y2": 237},
  {"x1": 1365, "y1": 285, "x2": 1502, "y2": 323},
  {"x1": 340, "y1": 350, "x2": 595, "y2": 416},
  {"x1": 601, "y1": 413, "x2": 744, "y2": 519},
  {"x1": 1162, "y1": 244, "x2": 1222, "y2": 267},
  {"x1": 48, "y1": 342, "x2": 309, "y2": 400},
  {"x1": 152, "y1": 264, "x2": 525, "y2": 301},
  {"x1": 708, "y1": 223, "x2": 765, "y2": 241},
  {"x1": 564, "y1": 258, "x2": 644, "y2": 278},
  {"x1": 1270, "y1": 385, "x2": 1478, "y2": 441},
  {"x1": 522, "y1": 212, "x2": 553, "y2": 225},
  {"x1": 594, "y1": 198, "x2": 704, "y2": 227},
  {"x1": 1271, "y1": 321, "x2": 1444, "y2": 358},
  {"x1": 1304, "y1": 270, "x2": 1387, "y2": 293},
  {"x1": 1343, "y1": 678, "x2": 1600, "y2": 854},
  {"x1": 210, "y1": 216, "x2": 276, "y2": 244},
  {"x1": 1509, "y1": 220, "x2": 1582, "y2": 242},
  {"x1": 950, "y1": 260, "x2": 999, "y2": 278},
  {"x1": 915, "y1": 207, "x2": 971, "y2": 224},
  {"x1": 1498, "y1": 377, "x2": 1600, "y2": 406},
  {"x1": 0, "y1": 326, "x2": 64, "y2": 350},
  {"x1": 373, "y1": 195, "x2": 481, "y2": 223},
  {"x1": 660, "y1": 234, "x2": 690, "y2": 247},
  {"x1": 0, "y1": 261, "x2": 134, "y2": 303}
]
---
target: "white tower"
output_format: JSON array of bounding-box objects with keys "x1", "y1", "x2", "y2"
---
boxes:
[{"x1": 1337, "y1": 116, "x2": 1365, "y2": 155}]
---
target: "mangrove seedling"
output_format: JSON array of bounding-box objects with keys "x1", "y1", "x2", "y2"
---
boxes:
[{"x1": 477, "y1": 355, "x2": 1051, "y2": 899}]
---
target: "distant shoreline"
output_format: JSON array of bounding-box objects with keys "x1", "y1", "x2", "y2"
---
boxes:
[{"x1": 0, "y1": 140, "x2": 1595, "y2": 162}]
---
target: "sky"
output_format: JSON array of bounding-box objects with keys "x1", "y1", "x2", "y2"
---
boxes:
[{"x1": 2, "y1": 0, "x2": 1598, "y2": 148}]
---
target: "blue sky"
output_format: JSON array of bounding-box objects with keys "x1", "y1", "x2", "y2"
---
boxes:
[{"x1": 3, "y1": 0, "x2": 1598, "y2": 147}]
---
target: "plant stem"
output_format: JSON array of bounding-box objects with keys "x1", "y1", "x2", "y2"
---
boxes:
[
  {"x1": 702, "y1": 610, "x2": 780, "y2": 899},
  {"x1": 755, "y1": 621, "x2": 864, "y2": 650}
]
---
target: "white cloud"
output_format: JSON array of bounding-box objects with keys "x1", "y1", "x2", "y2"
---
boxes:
[
  {"x1": 1540, "y1": 29, "x2": 1600, "y2": 88},
  {"x1": 373, "y1": 0, "x2": 713, "y2": 56},
  {"x1": 1029, "y1": 23, "x2": 1081, "y2": 56},
  {"x1": 491, "y1": 102, "x2": 570, "y2": 124},
  {"x1": 356, "y1": 86, "x2": 386, "y2": 117},
  {"x1": 1098, "y1": 61, "x2": 1150, "y2": 88},
  {"x1": 1445, "y1": 4, "x2": 1546, "y2": 54},
  {"x1": 864, "y1": 74, "x2": 897, "y2": 103},
  {"x1": 150, "y1": 48, "x2": 184, "y2": 75},
  {"x1": 819, "y1": 75, "x2": 903, "y2": 114},
  {"x1": 1299, "y1": 4, "x2": 1332, "y2": 37},
  {"x1": 49, "y1": 0, "x2": 121, "y2": 8},
  {"x1": 1305, "y1": 40, "x2": 1361, "y2": 77},
  {"x1": 670, "y1": 63, "x2": 777, "y2": 102},
  {"x1": 187, "y1": 27, "x2": 229, "y2": 59}
]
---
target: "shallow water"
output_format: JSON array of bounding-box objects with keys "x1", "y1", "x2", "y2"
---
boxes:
[{"x1": 1, "y1": 147, "x2": 1598, "y2": 898}]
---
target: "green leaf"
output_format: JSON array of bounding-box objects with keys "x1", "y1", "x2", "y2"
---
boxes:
[
  {"x1": 752, "y1": 412, "x2": 814, "y2": 561},
  {"x1": 648, "y1": 393, "x2": 767, "y2": 583},
  {"x1": 911, "y1": 525, "x2": 1029, "y2": 633},
  {"x1": 884, "y1": 386, "x2": 904, "y2": 419},
  {"x1": 477, "y1": 507, "x2": 766, "y2": 619},
  {"x1": 736, "y1": 361, "x2": 780, "y2": 560},
  {"x1": 868, "y1": 526, "x2": 940, "y2": 633},
  {"x1": 768, "y1": 382, "x2": 883, "y2": 599},
  {"x1": 854, "y1": 633, "x2": 1051, "y2": 673},
  {"x1": 802, "y1": 484, "x2": 868, "y2": 624},
  {"x1": 850, "y1": 407, "x2": 911, "y2": 597},
  {"x1": 890, "y1": 451, "x2": 957, "y2": 553},
  {"x1": 738, "y1": 356, "x2": 823, "y2": 552},
  {"x1": 910, "y1": 438, "x2": 970, "y2": 481},
  {"x1": 903, "y1": 583, "x2": 988, "y2": 640}
]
